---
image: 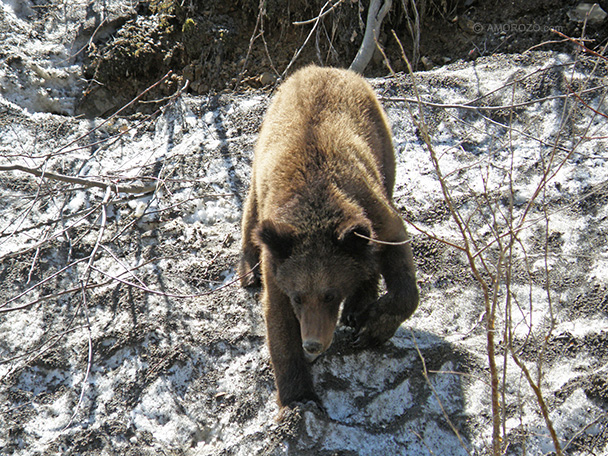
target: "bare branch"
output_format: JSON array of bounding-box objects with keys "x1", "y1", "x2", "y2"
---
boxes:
[
  {"x1": 61, "y1": 281, "x2": 94, "y2": 431},
  {"x1": 410, "y1": 330, "x2": 471, "y2": 455},
  {"x1": 354, "y1": 230, "x2": 411, "y2": 245},
  {"x1": 552, "y1": 28, "x2": 608, "y2": 61},
  {"x1": 293, "y1": 0, "x2": 345, "y2": 25},
  {"x1": 49, "y1": 71, "x2": 173, "y2": 159},
  {"x1": 349, "y1": 0, "x2": 393, "y2": 73},
  {"x1": 0, "y1": 164, "x2": 157, "y2": 194},
  {"x1": 382, "y1": 84, "x2": 607, "y2": 111},
  {"x1": 282, "y1": 0, "x2": 336, "y2": 77}
]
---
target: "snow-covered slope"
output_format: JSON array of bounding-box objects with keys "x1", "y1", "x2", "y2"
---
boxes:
[{"x1": 1, "y1": 2, "x2": 607, "y2": 455}]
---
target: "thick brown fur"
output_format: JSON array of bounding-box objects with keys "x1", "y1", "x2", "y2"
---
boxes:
[{"x1": 238, "y1": 65, "x2": 419, "y2": 411}]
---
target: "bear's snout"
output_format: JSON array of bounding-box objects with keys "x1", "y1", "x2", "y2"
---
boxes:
[
  {"x1": 302, "y1": 339, "x2": 325, "y2": 358},
  {"x1": 300, "y1": 321, "x2": 334, "y2": 362},
  {"x1": 298, "y1": 298, "x2": 338, "y2": 361}
]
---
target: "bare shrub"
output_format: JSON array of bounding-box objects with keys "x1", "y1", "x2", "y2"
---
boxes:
[{"x1": 386, "y1": 31, "x2": 608, "y2": 455}]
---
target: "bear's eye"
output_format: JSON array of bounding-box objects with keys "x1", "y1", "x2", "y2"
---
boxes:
[
  {"x1": 323, "y1": 292, "x2": 337, "y2": 303},
  {"x1": 293, "y1": 295, "x2": 303, "y2": 305}
]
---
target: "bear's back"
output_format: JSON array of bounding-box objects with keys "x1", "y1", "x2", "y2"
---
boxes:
[{"x1": 253, "y1": 66, "x2": 396, "y2": 226}]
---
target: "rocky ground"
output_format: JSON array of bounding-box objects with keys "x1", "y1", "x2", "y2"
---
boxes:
[{"x1": 1, "y1": 1, "x2": 608, "y2": 455}]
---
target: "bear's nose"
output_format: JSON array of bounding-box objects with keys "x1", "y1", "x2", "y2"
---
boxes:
[{"x1": 302, "y1": 340, "x2": 324, "y2": 356}]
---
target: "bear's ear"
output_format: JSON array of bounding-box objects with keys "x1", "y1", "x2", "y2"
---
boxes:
[
  {"x1": 335, "y1": 219, "x2": 374, "y2": 253},
  {"x1": 256, "y1": 220, "x2": 296, "y2": 261}
]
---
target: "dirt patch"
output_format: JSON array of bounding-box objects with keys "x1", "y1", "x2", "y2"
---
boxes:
[{"x1": 75, "y1": 0, "x2": 608, "y2": 116}]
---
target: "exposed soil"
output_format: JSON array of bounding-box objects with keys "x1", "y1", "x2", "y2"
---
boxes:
[{"x1": 76, "y1": 0, "x2": 608, "y2": 116}]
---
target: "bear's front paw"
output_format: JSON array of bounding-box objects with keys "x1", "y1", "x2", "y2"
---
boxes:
[
  {"x1": 351, "y1": 296, "x2": 403, "y2": 348},
  {"x1": 340, "y1": 304, "x2": 373, "y2": 333},
  {"x1": 340, "y1": 308, "x2": 362, "y2": 330},
  {"x1": 352, "y1": 327, "x2": 383, "y2": 348},
  {"x1": 278, "y1": 398, "x2": 327, "y2": 422}
]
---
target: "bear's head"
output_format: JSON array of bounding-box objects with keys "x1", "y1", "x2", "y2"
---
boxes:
[{"x1": 256, "y1": 218, "x2": 378, "y2": 361}]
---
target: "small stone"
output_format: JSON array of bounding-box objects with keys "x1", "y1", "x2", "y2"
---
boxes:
[
  {"x1": 421, "y1": 56, "x2": 434, "y2": 70},
  {"x1": 567, "y1": 3, "x2": 607, "y2": 24},
  {"x1": 183, "y1": 64, "x2": 195, "y2": 81},
  {"x1": 194, "y1": 63, "x2": 204, "y2": 80},
  {"x1": 259, "y1": 72, "x2": 277, "y2": 86},
  {"x1": 457, "y1": 15, "x2": 476, "y2": 34}
]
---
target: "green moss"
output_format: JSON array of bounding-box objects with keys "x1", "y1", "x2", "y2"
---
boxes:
[
  {"x1": 149, "y1": 0, "x2": 179, "y2": 15},
  {"x1": 182, "y1": 18, "x2": 196, "y2": 34}
]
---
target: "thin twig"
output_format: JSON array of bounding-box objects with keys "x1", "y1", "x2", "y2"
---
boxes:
[
  {"x1": 0, "y1": 279, "x2": 113, "y2": 314},
  {"x1": 61, "y1": 281, "x2": 94, "y2": 431},
  {"x1": 508, "y1": 346, "x2": 563, "y2": 454},
  {"x1": 282, "y1": 0, "x2": 335, "y2": 77},
  {"x1": 234, "y1": 0, "x2": 266, "y2": 90},
  {"x1": 61, "y1": 187, "x2": 111, "y2": 430},
  {"x1": 392, "y1": 29, "x2": 502, "y2": 454},
  {"x1": 382, "y1": 85, "x2": 607, "y2": 111},
  {"x1": 354, "y1": 231, "x2": 411, "y2": 245},
  {"x1": 552, "y1": 29, "x2": 608, "y2": 61},
  {"x1": 1, "y1": 203, "x2": 102, "y2": 260},
  {"x1": 89, "y1": 262, "x2": 258, "y2": 299},
  {"x1": 38, "y1": 71, "x2": 173, "y2": 161},
  {"x1": 293, "y1": 0, "x2": 345, "y2": 25},
  {"x1": 0, "y1": 256, "x2": 88, "y2": 309},
  {"x1": 562, "y1": 413, "x2": 608, "y2": 452},
  {"x1": 0, "y1": 164, "x2": 157, "y2": 194},
  {"x1": 410, "y1": 330, "x2": 471, "y2": 455}
]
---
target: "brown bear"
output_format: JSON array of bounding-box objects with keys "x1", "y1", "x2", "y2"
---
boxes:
[{"x1": 238, "y1": 65, "x2": 419, "y2": 411}]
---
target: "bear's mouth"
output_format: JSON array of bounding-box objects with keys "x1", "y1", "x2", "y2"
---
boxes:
[
  {"x1": 302, "y1": 339, "x2": 325, "y2": 362},
  {"x1": 304, "y1": 351, "x2": 321, "y2": 363},
  {"x1": 301, "y1": 334, "x2": 333, "y2": 362}
]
